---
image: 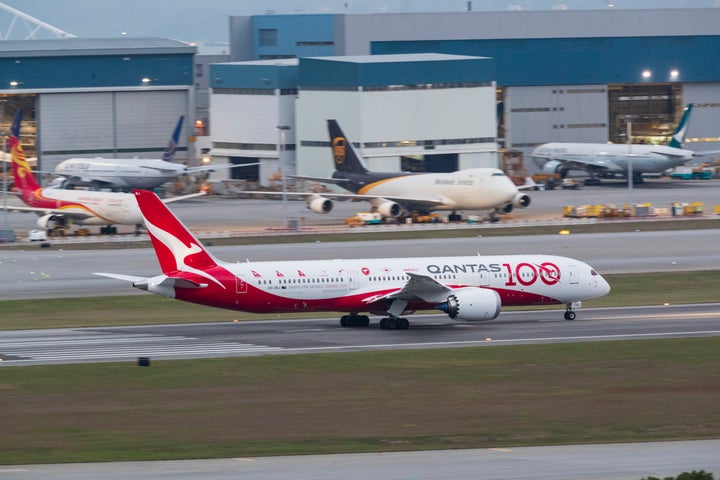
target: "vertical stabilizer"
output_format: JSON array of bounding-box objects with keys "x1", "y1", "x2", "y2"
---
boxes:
[
  {"x1": 9, "y1": 110, "x2": 41, "y2": 193},
  {"x1": 669, "y1": 104, "x2": 693, "y2": 149},
  {"x1": 133, "y1": 190, "x2": 218, "y2": 275},
  {"x1": 161, "y1": 115, "x2": 185, "y2": 163},
  {"x1": 327, "y1": 119, "x2": 369, "y2": 174}
]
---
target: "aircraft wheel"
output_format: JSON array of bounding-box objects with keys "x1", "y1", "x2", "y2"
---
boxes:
[
  {"x1": 564, "y1": 311, "x2": 576, "y2": 321},
  {"x1": 359, "y1": 315, "x2": 370, "y2": 327},
  {"x1": 340, "y1": 315, "x2": 349, "y2": 327},
  {"x1": 398, "y1": 318, "x2": 410, "y2": 330}
]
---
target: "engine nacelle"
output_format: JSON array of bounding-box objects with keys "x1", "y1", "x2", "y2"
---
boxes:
[
  {"x1": 370, "y1": 198, "x2": 403, "y2": 218},
  {"x1": 307, "y1": 195, "x2": 333, "y2": 214},
  {"x1": 541, "y1": 159, "x2": 564, "y2": 175},
  {"x1": 512, "y1": 192, "x2": 531, "y2": 209},
  {"x1": 437, "y1": 287, "x2": 501, "y2": 322}
]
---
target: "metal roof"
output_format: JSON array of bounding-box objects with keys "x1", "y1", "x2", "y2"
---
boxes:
[{"x1": 0, "y1": 37, "x2": 196, "y2": 58}]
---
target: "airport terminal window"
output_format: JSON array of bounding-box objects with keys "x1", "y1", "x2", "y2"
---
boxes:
[{"x1": 258, "y1": 29, "x2": 277, "y2": 47}]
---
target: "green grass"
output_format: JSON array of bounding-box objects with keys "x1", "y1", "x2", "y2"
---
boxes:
[
  {"x1": 1, "y1": 338, "x2": 719, "y2": 464},
  {"x1": 1, "y1": 270, "x2": 718, "y2": 330}
]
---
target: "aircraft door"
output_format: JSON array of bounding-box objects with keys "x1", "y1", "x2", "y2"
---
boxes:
[
  {"x1": 568, "y1": 265, "x2": 579, "y2": 284},
  {"x1": 348, "y1": 271, "x2": 359, "y2": 290},
  {"x1": 236, "y1": 274, "x2": 248, "y2": 294}
]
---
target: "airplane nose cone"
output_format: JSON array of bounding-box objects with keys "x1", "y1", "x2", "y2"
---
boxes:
[{"x1": 597, "y1": 274, "x2": 611, "y2": 297}]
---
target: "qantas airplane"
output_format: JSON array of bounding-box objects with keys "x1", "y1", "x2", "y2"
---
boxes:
[
  {"x1": 249, "y1": 120, "x2": 532, "y2": 222},
  {"x1": 95, "y1": 190, "x2": 610, "y2": 330},
  {"x1": 531, "y1": 104, "x2": 718, "y2": 183},
  {"x1": 5, "y1": 111, "x2": 203, "y2": 234},
  {"x1": 53, "y1": 116, "x2": 241, "y2": 191}
]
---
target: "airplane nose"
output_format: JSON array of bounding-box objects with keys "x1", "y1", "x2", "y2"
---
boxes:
[{"x1": 597, "y1": 274, "x2": 611, "y2": 296}]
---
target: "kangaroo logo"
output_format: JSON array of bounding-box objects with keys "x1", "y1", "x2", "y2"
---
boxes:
[{"x1": 332, "y1": 136, "x2": 346, "y2": 166}]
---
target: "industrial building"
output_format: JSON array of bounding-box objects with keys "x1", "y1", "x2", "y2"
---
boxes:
[
  {"x1": 0, "y1": 37, "x2": 195, "y2": 171},
  {"x1": 211, "y1": 8, "x2": 720, "y2": 184}
]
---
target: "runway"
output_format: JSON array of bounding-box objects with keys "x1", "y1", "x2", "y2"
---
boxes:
[
  {"x1": 4, "y1": 440, "x2": 720, "y2": 480},
  {"x1": 2, "y1": 303, "x2": 718, "y2": 366},
  {"x1": 2, "y1": 228, "x2": 719, "y2": 300}
]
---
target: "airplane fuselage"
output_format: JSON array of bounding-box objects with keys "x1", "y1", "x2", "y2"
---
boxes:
[
  {"x1": 55, "y1": 158, "x2": 187, "y2": 190},
  {"x1": 533, "y1": 142, "x2": 695, "y2": 174},
  {"x1": 145, "y1": 254, "x2": 610, "y2": 316},
  {"x1": 333, "y1": 168, "x2": 522, "y2": 211},
  {"x1": 21, "y1": 187, "x2": 143, "y2": 226}
]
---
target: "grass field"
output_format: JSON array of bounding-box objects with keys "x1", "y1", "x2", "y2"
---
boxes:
[{"x1": 1, "y1": 338, "x2": 718, "y2": 464}]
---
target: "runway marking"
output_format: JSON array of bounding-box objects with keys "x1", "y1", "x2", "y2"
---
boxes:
[
  {"x1": 0, "y1": 331, "x2": 283, "y2": 363},
  {"x1": 274, "y1": 329, "x2": 720, "y2": 353}
]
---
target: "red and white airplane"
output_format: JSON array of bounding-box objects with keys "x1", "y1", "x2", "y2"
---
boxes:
[
  {"x1": 5, "y1": 110, "x2": 202, "y2": 234},
  {"x1": 96, "y1": 190, "x2": 611, "y2": 329}
]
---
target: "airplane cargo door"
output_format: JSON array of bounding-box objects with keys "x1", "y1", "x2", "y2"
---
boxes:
[{"x1": 568, "y1": 265, "x2": 579, "y2": 284}]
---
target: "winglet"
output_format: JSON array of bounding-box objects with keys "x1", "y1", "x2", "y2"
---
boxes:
[
  {"x1": 669, "y1": 104, "x2": 693, "y2": 149},
  {"x1": 162, "y1": 115, "x2": 185, "y2": 163}
]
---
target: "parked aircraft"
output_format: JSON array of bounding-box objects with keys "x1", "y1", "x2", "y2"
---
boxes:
[
  {"x1": 249, "y1": 120, "x2": 531, "y2": 222},
  {"x1": 530, "y1": 104, "x2": 715, "y2": 183},
  {"x1": 5, "y1": 111, "x2": 203, "y2": 234},
  {"x1": 53, "y1": 116, "x2": 239, "y2": 191},
  {"x1": 95, "y1": 189, "x2": 610, "y2": 330}
]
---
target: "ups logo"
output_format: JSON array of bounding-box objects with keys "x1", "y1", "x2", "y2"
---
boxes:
[{"x1": 332, "y1": 137, "x2": 346, "y2": 165}]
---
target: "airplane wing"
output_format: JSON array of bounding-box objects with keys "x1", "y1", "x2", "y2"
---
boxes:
[
  {"x1": 380, "y1": 272, "x2": 452, "y2": 304},
  {"x1": 242, "y1": 190, "x2": 447, "y2": 209},
  {"x1": 162, "y1": 191, "x2": 207, "y2": 203},
  {"x1": 290, "y1": 175, "x2": 352, "y2": 186},
  {"x1": 185, "y1": 162, "x2": 261, "y2": 174},
  {"x1": 528, "y1": 154, "x2": 622, "y2": 172}
]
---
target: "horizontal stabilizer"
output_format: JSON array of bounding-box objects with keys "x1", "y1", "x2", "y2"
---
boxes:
[
  {"x1": 94, "y1": 272, "x2": 147, "y2": 283},
  {"x1": 161, "y1": 277, "x2": 208, "y2": 289}
]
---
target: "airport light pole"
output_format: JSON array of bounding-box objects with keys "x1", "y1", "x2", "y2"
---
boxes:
[
  {"x1": 1, "y1": 131, "x2": 16, "y2": 242},
  {"x1": 276, "y1": 125, "x2": 291, "y2": 229},
  {"x1": 625, "y1": 115, "x2": 633, "y2": 203}
]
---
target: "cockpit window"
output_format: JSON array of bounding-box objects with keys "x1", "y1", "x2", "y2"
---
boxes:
[
  {"x1": 591, "y1": 270, "x2": 598, "y2": 276},
  {"x1": 491, "y1": 172, "x2": 506, "y2": 177}
]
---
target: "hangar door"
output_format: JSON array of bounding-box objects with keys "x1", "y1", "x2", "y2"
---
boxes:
[{"x1": 38, "y1": 90, "x2": 189, "y2": 171}]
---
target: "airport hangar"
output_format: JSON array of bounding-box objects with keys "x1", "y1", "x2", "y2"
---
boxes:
[
  {"x1": 0, "y1": 37, "x2": 196, "y2": 172},
  {"x1": 209, "y1": 8, "x2": 720, "y2": 185}
]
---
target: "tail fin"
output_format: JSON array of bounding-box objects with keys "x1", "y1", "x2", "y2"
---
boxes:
[
  {"x1": 327, "y1": 119, "x2": 369, "y2": 174},
  {"x1": 668, "y1": 104, "x2": 693, "y2": 148},
  {"x1": 133, "y1": 189, "x2": 218, "y2": 275},
  {"x1": 9, "y1": 109, "x2": 41, "y2": 193},
  {"x1": 161, "y1": 115, "x2": 185, "y2": 163}
]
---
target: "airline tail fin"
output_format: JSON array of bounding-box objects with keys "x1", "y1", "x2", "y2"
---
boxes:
[
  {"x1": 132, "y1": 189, "x2": 218, "y2": 274},
  {"x1": 327, "y1": 119, "x2": 369, "y2": 174},
  {"x1": 161, "y1": 115, "x2": 185, "y2": 163},
  {"x1": 668, "y1": 104, "x2": 693, "y2": 149},
  {"x1": 9, "y1": 109, "x2": 41, "y2": 193}
]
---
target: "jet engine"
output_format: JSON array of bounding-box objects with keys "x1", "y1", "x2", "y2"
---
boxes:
[
  {"x1": 370, "y1": 198, "x2": 403, "y2": 218},
  {"x1": 541, "y1": 160, "x2": 565, "y2": 176},
  {"x1": 307, "y1": 195, "x2": 333, "y2": 214},
  {"x1": 512, "y1": 192, "x2": 531, "y2": 209},
  {"x1": 36, "y1": 214, "x2": 67, "y2": 230},
  {"x1": 437, "y1": 287, "x2": 501, "y2": 322}
]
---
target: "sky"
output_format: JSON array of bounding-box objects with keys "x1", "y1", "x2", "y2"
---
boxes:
[{"x1": 2, "y1": 0, "x2": 719, "y2": 48}]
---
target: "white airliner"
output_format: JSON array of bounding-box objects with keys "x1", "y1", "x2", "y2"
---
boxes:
[
  {"x1": 95, "y1": 189, "x2": 610, "y2": 330},
  {"x1": 53, "y1": 116, "x2": 241, "y2": 191},
  {"x1": 6, "y1": 111, "x2": 203, "y2": 234},
  {"x1": 530, "y1": 104, "x2": 716, "y2": 183},
  {"x1": 249, "y1": 120, "x2": 532, "y2": 221}
]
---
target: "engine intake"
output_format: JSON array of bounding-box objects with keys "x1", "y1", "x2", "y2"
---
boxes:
[
  {"x1": 370, "y1": 198, "x2": 403, "y2": 218},
  {"x1": 306, "y1": 195, "x2": 333, "y2": 214},
  {"x1": 438, "y1": 287, "x2": 501, "y2": 322}
]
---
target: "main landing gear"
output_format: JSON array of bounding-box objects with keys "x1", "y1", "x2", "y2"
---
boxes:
[
  {"x1": 340, "y1": 313, "x2": 370, "y2": 328},
  {"x1": 379, "y1": 316, "x2": 409, "y2": 330},
  {"x1": 564, "y1": 304, "x2": 576, "y2": 321}
]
